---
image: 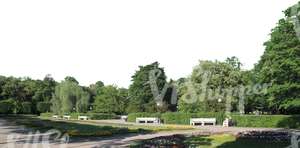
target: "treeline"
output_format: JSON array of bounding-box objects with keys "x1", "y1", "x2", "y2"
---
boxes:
[
  {"x1": 0, "y1": 75, "x2": 130, "y2": 115},
  {"x1": 0, "y1": 2, "x2": 299, "y2": 115}
]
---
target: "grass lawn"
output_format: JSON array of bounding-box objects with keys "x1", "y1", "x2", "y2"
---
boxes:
[
  {"x1": 4, "y1": 115, "x2": 193, "y2": 137},
  {"x1": 4, "y1": 116, "x2": 147, "y2": 137}
]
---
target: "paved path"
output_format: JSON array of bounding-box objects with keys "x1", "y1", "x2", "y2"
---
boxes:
[{"x1": 0, "y1": 118, "x2": 298, "y2": 148}]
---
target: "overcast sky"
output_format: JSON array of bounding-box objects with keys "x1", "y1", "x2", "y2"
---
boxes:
[{"x1": 0, "y1": 0, "x2": 298, "y2": 88}]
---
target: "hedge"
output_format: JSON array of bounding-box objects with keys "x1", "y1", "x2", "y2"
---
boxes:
[
  {"x1": 40, "y1": 112, "x2": 119, "y2": 120},
  {"x1": 128, "y1": 112, "x2": 300, "y2": 129},
  {"x1": 0, "y1": 99, "x2": 15, "y2": 114},
  {"x1": 231, "y1": 115, "x2": 300, "y2": 129},
  {"x1": 128, "y1": 112, "x2": 225, "y2": 125},
  {"x1": 162, "y1": 112, "x2": 225, "y2": 125}
]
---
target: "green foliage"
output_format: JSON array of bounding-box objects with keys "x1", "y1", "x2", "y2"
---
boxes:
[
  {"x1": 0, "y1": 75, "x2": 56, "y2": 114},
  {"x1": 20, "y1": 102, "x2": 32, "y2": 114},
  {"x1": 0, "y1": 99, "x2": 15, "y2": 114},
  {"x1": 127, "y1": 62, "x2": 168, "y2": 113},
  {"x1": 232, "y1": 115, "x2": 300, "y2": 129},
  {"x1": 51, "y1": 78, "x2": 90, "y2": 114},
  {"x1": 128, "y1": 112, "x2": 225, "y2": 125},
  {"x1": 87, "y1": 113, "x2": 119, "y2": 120},
  {"x1": 253, "y1": 5, "x2": 300, "y2": 114},
  {"x1": 161, "y1": 112, "x2": 225, "y2": 125},
  {"x1": 64, "y1": 76, "x2": 79, "y2": 84},
  {"x1": 37, "y1": 102, "x2": 51, "y2": 113},
  {"x1": 40, "y1": 112, "x2": 53, "y2": 118},
  {"x1": 178, "y1": 59, "x2": 243, "y2": 113},
  {"x1": 93, "y1": 85, "x2": 128, "y2": 114}
]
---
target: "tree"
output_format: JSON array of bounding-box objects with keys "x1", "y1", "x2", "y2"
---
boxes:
[
  {"x1": 51, "y1": 77, "x2": 90, "y2": 114},
  {"x1": 88, "y1": 81, "x2": 105, "y2": 104},
  {"x1": 93, "y1": 85, "x2": 128, "y2": 114},
  {"x1": 178, "y1": 59, "x2": 243, "y2": 113},
  {"x1": 253, "y1": 4, "x2": 300, "y2": 114},
  {"x1": 127, "y1": 62, "x2": 168, "y2": 113},
  {"x1": 64, "y1": 76, "x2": 79, "y2": 84}
]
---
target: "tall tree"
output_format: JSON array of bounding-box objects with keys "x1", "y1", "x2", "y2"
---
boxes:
[
  {"x1": 254, "y1": 4, "x2": 300, "y2": 114},
  {"x1": 51, "y1": 77, "x2": 90, "y2": 114},
  {"x1": 178, "y1": 59, "x2": 243, "y2": 113},
  {"x1": 127, "y1": 62, "x2": 168, "y2": 113}
]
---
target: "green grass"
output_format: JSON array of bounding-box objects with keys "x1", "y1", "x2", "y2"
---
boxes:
[
  {"x1": 5, "y1": 115, "x2": 193, "y2": 137},
  {"x1": 4, "y1": 116, "x2": 149, "y2": 137}
]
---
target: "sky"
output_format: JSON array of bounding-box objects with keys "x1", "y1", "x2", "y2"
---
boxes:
[{"x1": 0, "y1": 0, "x2": 299, "y2": 88}]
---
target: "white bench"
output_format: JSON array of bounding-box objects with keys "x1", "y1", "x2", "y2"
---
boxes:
[
  {"x1": 63, "y1": 115, "x2": 71, "y2": 120},
  {"x1": 52, "y1": 115, "x2": 59, "y2": 119},
  {"x1": 121, "y1": 115, "x2": 128, "y2": 121},
  {"x1": 190, "y1": 118, "x2": 216, "y2": 126},
  {"x1": 78, "y1": 116, "x2": 89, "y2": 120},
  {"x1": 136, "y1": 117, "x2": 160, "y2": 124}
]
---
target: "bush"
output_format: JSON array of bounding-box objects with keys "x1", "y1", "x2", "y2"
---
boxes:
[
  {"x1": 161, "y1": 112, "x2": 225, "y2": 125},
  {"x1": 0, "y1": 99, "x2": 15, "y2": 114},
  {"x1": 127, "y1": 112, "x2": 162, "y2": 122},
  {"x1": 40, "y1": 112, "x2": 53, "y2": 118},
  {"x1": 37, "y1": 102, "x2": 51, "y2": 113},
  {"x1": 127, "y1": 112, "x2": 225, "y2": 125},
  {"x1": 232, "y1": 115, "x2": 300, "y2": 129},
  {"x1": 87, "y1": 113, "x2": 119, "y2": 120},
  {"x1": 20, "y1": 102, "x2": 32, "y2": 114}
]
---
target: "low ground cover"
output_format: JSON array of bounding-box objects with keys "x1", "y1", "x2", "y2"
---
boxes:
[{"x1": 131, "y1": 134, "x2": 292, "y2": 148}]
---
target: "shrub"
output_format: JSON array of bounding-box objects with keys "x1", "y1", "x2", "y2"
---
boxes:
[
  {"x1": 232, "y1": 115, "x2": 300, "y2": 129},
  {"x1": 0, "y1": 99, "x2": 15, "y2": 114},
  {"x1": 40, "y1": 112, "x2": 53, "y2": 118},
  {"x1": 87, "y1": 113, "x2": 119, "y2": 120},
  {"x1": 20, "y1": 102, "x2": 32, "y2": 114},
  {"x1": 69, "y1": 112, "x2": 119, "y2": 120},
  {"x1": 37, "y1": 102, "x2": 51, "y2": 113},
  {"x1": 161, "y1": 112, "x2": 225, "y2": 125}
]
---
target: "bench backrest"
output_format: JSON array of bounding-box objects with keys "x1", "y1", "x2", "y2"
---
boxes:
[
  {"x1": 78, "y1": 116, "x2": 88, "y2": 118},
  {"x1": 190, "y1": 118, "x2": 216, "y2": 122},
  {"x1": 136, "y1": 117, "x2": 159, "y2": 121}
]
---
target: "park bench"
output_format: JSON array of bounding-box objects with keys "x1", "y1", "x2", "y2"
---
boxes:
[
  {"x1": 121, "y1": 115, "x2": 128, "y2": 121},
  {"x1": 78, "y1": 116, "x2": 89, "y2": 120},
  {"x1": 63, "y1": 115, "x2": 71, "y2": 120},
  {"x1": 190, "y1": 118, "x2": 216, "y2": 126},
  {"x1": 136, "y1": 117, "x2": 160, "y2": 124}
]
